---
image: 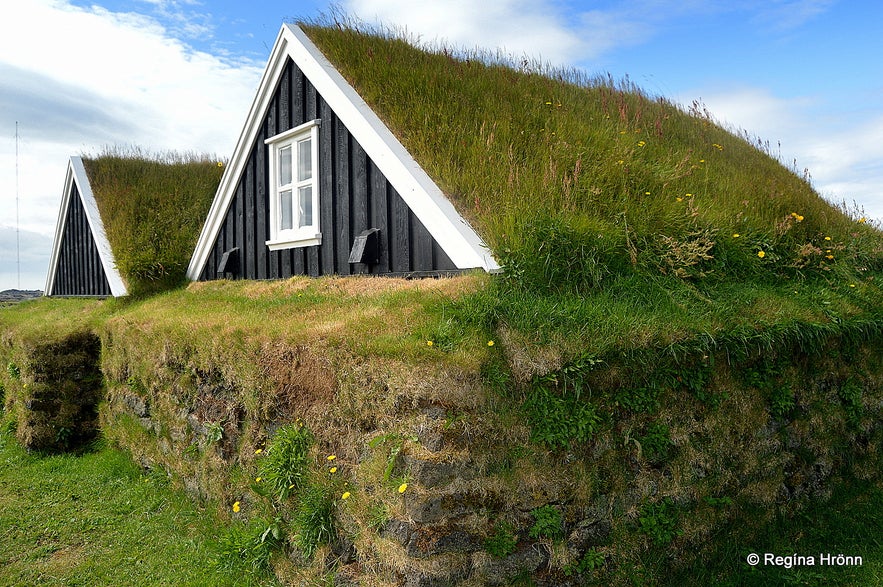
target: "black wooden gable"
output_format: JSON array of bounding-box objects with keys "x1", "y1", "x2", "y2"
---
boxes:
[
  {"x1": 49, "y1": 182, "x2": 112, "y2": 297},
  {"x1": 197, "y1": 57, "x2": 457, "y2": 282}
]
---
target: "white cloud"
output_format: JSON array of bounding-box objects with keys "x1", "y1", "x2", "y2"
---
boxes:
[
  {"x1": 692, "y1": 87, "x2": 883, "y2": 222},
  {"x1": 0, "y1": 0, "x2": 264, "y2": 290}
]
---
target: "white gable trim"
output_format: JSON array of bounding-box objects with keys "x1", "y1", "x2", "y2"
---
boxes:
[
  {"x1": 44, "y1": 156, "x2": 128, "y2": 297},
  {"x1": 187, "y1": 24, "x2": 498, "y2": 280}
]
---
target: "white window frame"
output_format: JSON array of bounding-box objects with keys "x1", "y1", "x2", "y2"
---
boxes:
[{"x1": 265, "y1": 119, "x2": 321, "y2": 250}]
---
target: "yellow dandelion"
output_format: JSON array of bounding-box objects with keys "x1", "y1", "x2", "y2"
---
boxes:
[
  {"x1": 342, "y1": 491, "x2": 351, "y2": 500},
  {"x1": 426, "y1": 340, "x2": 434, "y2": 347},
  {"x1": 487, "y1": 340, "x2": 495, "y2": 347},
  {"x1": 644, "y1": 191, "x2": 651, "y2": 196},
  {"x1": 398, "y1": 483, "x2": 408, "y2": 494},
  {"x1": 676, "y1": 197, "x2": 683, "y2": 202},
  {"x1": 327, "y1": 454, "x2": 336, "y2": 461},
  {"x1": 699, "y1": 159, "x2": 705, "y2": 163},
  {"x1": 254, "y1": 448, "x2": 262, "y2": 454},
  {"x1": 329, "y1": 466, "x2": 338, "y2": 474},
  {"x1": 685, "y1": 193, "x2": 693, "y2": 197},
  {"x1": 255, "y1": 477, "x2": 262, "y2": 482},
  {"x1": 232, "y1": 501, "x2": 240, "y2": 513},
  {"x1": 824, "y1": 236, "x2": 832, "y2": 241},
  {"x1": 826, "y1": 255, "x2": 834, "y2": 260},
  {"x1": 217, "y1": 161, "x2": 223, "y2": 168},
  {"x1": 757, "y1": 251, "x2": 766, "y2": 259},
  {"x1": 850, "y1": 284, "x2": 856, "y2": 288},
  {"x1": 637, "y1": 140, "x2": 646, "y2": 147},
  {"x1": 858, "y1": 217, "x2": 867, "y2": 223},
  {"x1": 617, "y1": 160, "x2": 624, "y2": 165},
  {"x1": 733, "y1": 233, "x2": 740, "y2": 238}
]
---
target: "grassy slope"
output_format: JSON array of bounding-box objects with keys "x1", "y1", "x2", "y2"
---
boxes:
[
  {"x1": 302, "y1": 20, "x2": 883, "y2": 364},
  {"x1": 83, "y1": 149, "x2": 222, "y2": 296}
]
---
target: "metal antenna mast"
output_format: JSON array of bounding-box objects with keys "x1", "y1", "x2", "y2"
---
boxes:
[{"x1": 15, "y1": 121, "x2": 21, "y2": 289}]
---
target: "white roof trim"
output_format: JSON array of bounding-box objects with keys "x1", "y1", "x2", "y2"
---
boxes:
[
  {"x1": 44, "y1": 156, "x2": 128, "y2": 297},
  {"x1": 187, "y1": 24, "x2": 498, "y2": 280}
]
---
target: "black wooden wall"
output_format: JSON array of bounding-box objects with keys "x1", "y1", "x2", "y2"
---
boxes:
[
  {"x1": 198, "y1": 58, "x2": 457, "y2": 282},
  {"x1": 50, "y1": 185, "x2": 112, "y2": 296}
]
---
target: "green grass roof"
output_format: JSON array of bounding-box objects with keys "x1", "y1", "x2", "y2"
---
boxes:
[
  {"x1": 298, "y1": 18, "x2": 883, "y2": 359},
  {"x1": 82, "y1": 149, "x2": 222, "y2": 297},
  {"x1": 301, "y1": 20, "x2": 881, "y2": 283}
]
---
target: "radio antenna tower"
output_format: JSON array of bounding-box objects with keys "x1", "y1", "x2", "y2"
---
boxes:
[{"x1": 15, "y1": 121, "x2": 21, "y2": 289}]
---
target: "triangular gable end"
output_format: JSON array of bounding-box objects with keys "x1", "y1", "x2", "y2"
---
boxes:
[
  {"x1": 45, "y1": 156, "x2": 127, "y2": 297},
  {"x1": 187, "y1": 23, "x2": 499, "y2": 281}
]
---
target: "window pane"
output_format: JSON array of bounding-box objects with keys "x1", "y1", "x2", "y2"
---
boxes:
[
  {"x1": 297, "y1": 138, "x2": 312, "y2": 181},
  {"x1": 279, "y1": 145, "x2": 292, "y2": 186},
  {"x1": 298, "y1": 186, "x2": 312, "y2": 228},
  {"x1": 280, "y1": 189, "x2": 293, "y2": 230}
]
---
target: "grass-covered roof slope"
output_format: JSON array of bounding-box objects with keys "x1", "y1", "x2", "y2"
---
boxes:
[
  {"x1": 300, "y1": 18, "x2": 883, "y2": 358},
  {"x1": 82, "y1": 149, "x2": 222, "y2": 297}
]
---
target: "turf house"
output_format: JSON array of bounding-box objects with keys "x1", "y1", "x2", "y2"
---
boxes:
[
  {"x1": 3, "y1": 15, "x2": 881, "y2": 587},
  {"x1": 45, "y1": 151, "x2": 221, "y2": 298},
  {"x1": 187, "y1": 24, "x2": 498, "y2": 283},
  {"x1": 45, "y1": 156, "x2": 127, "y2": 297}
]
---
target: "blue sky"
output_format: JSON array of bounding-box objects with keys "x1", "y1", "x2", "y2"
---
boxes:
[{"x1": 1, "y1": 0, "x2": 881, "y2": 290}]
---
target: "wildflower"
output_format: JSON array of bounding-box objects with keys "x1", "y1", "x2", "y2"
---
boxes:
[
  {"x1": 617, "y1": 160, "x2": 624, "y2": 165},
  {"x1": 487, "y1": 340, "x2": 495, "y2": 347},
  {"x1": 232, "y1": 501, "x2": 241, "y2": 513},
  {"x1": 327, "y1": 455, "x2": 336, "y2": 461},
  {"x1": 850, "y1": 284, "x2": 856, "y2": 288},
  {"x1": 342, "y1": 492, "x2": 351, "y2": 500},
  {"x1": 426, "y1": 340, "x2": 434, "y2": 347},
  {"x1": 255, "y1": 477, "x2": 262, "y2": 482},
  {"x1": 858, "y1": 217, "x2": 867, "y2": 223},
  {"x1": 685, "y1": 193, "x2": 693, "y2": 197},
  {"x1": 826, "y1": 255, "x2": 834, "y2": 260},
  {"x1": 712, "y1": 143, "x2": 723, "y2": 150},
  {"x1": 288, "y1": 484, "x2": 295, "y2": 490},
  {"x1": 637, "y1": 140, "x2": 646, "y2": 147},
  {"x1": 398, "y1": 483, "x2": 408, "y2": 494},
  {"x1": 733, "y1": 233, "x2": 740, "y2": 238},
  {"x1": 676, "y1": 197, "x2": 683, "y2": 202},
  {"x1": 255, "y1": 448, "x2": 263, "y2": 454},
  {"x1": 329, "y1": 466, "x2": 337, "y2": 474},
  {"x1": 757, "y1": 251, "x2": 766, "y2": 258},
  {"x1": 699, "y1": 159, "x2": 705, "y2": 163},
  {"x1": 824, "y1": 236, "x2": 832, "y2": 241},
  {"x1": 217, "y1": 161, "x2": 224, "y2": 168},
  {"x1": 644, "y1": 191, "x2": 651, "y2": 196},
  {"x1": 790, "y1": 212, "x2": 804, "y2": 222}
]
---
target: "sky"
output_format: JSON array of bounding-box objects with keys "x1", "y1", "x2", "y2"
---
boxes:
[{"x1": 1, "y1": 0, "x2": 881, "y2": 291}]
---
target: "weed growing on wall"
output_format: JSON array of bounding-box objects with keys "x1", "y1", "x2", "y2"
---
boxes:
[{"x1": 257, "y1": 422, "x2": 313, "y2": 501}]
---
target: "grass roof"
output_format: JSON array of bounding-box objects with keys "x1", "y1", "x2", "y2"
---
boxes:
[
  {"x1": 82, "y1": 148, "x2": 222, "y2": 297},
  {"x1": 299, "y1": 18, "x2": 883, "y2": 359}
]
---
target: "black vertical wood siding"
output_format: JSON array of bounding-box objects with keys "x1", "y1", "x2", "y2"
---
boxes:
[
  {"x1": 50, "y1": 185, "x2": 112, "y2": 296},
  {"x1": 199, "y1": 58, "x2": 456, "y2": 281}
]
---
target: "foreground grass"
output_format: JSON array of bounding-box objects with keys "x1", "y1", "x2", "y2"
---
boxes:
[{"x1": 0, "y1": 425, "x2": 265, "y2": 587}]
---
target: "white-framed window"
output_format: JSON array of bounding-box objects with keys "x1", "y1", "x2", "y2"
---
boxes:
[{"x1": 265, "y1": 119, "x2": 321, "y2": 250}]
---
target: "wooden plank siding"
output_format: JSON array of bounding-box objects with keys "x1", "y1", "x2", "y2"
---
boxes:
[
  {"x1": 198, "y1": 57, "x2": 456, "y2": 282},
  {"x1": 50, "y1": 184, "x2": 112, "y2": 296}
]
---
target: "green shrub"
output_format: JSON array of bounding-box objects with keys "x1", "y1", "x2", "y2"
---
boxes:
[
  {"x1": 639, "y1": 498, "x2": 681, "y2": 546},
  {"x1": 485, "y1": 520, "x2": 518, "y2": 558},
  {"x1": 522, "y1": 384, "x2": 600, "y2": 448},
  {"x1": 639, "y1": 422, "x2": 672, "y2": 463},
  {"x1": 258, "y1": 422, "x2": 314, "y2": 501},
  {"x1": 529, "y1": 505, "x2": 563, "y2": 540}
]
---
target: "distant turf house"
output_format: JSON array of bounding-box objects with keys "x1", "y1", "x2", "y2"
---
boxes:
[
  {"x1": 187, "y1": 24, "x2": 499, "y2": 282},
  {"x1": 45, "y1": 156, "x2": 127, "y2": 297}
]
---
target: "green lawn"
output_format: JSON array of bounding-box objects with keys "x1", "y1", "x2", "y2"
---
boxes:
[{"x1": 0, "y1": 425, "x2": 274, "y2": 587}]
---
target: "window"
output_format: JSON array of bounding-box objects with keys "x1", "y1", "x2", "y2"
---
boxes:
[{"x1": 265, "y1": 119, "x2": 321, "y2": 250}]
